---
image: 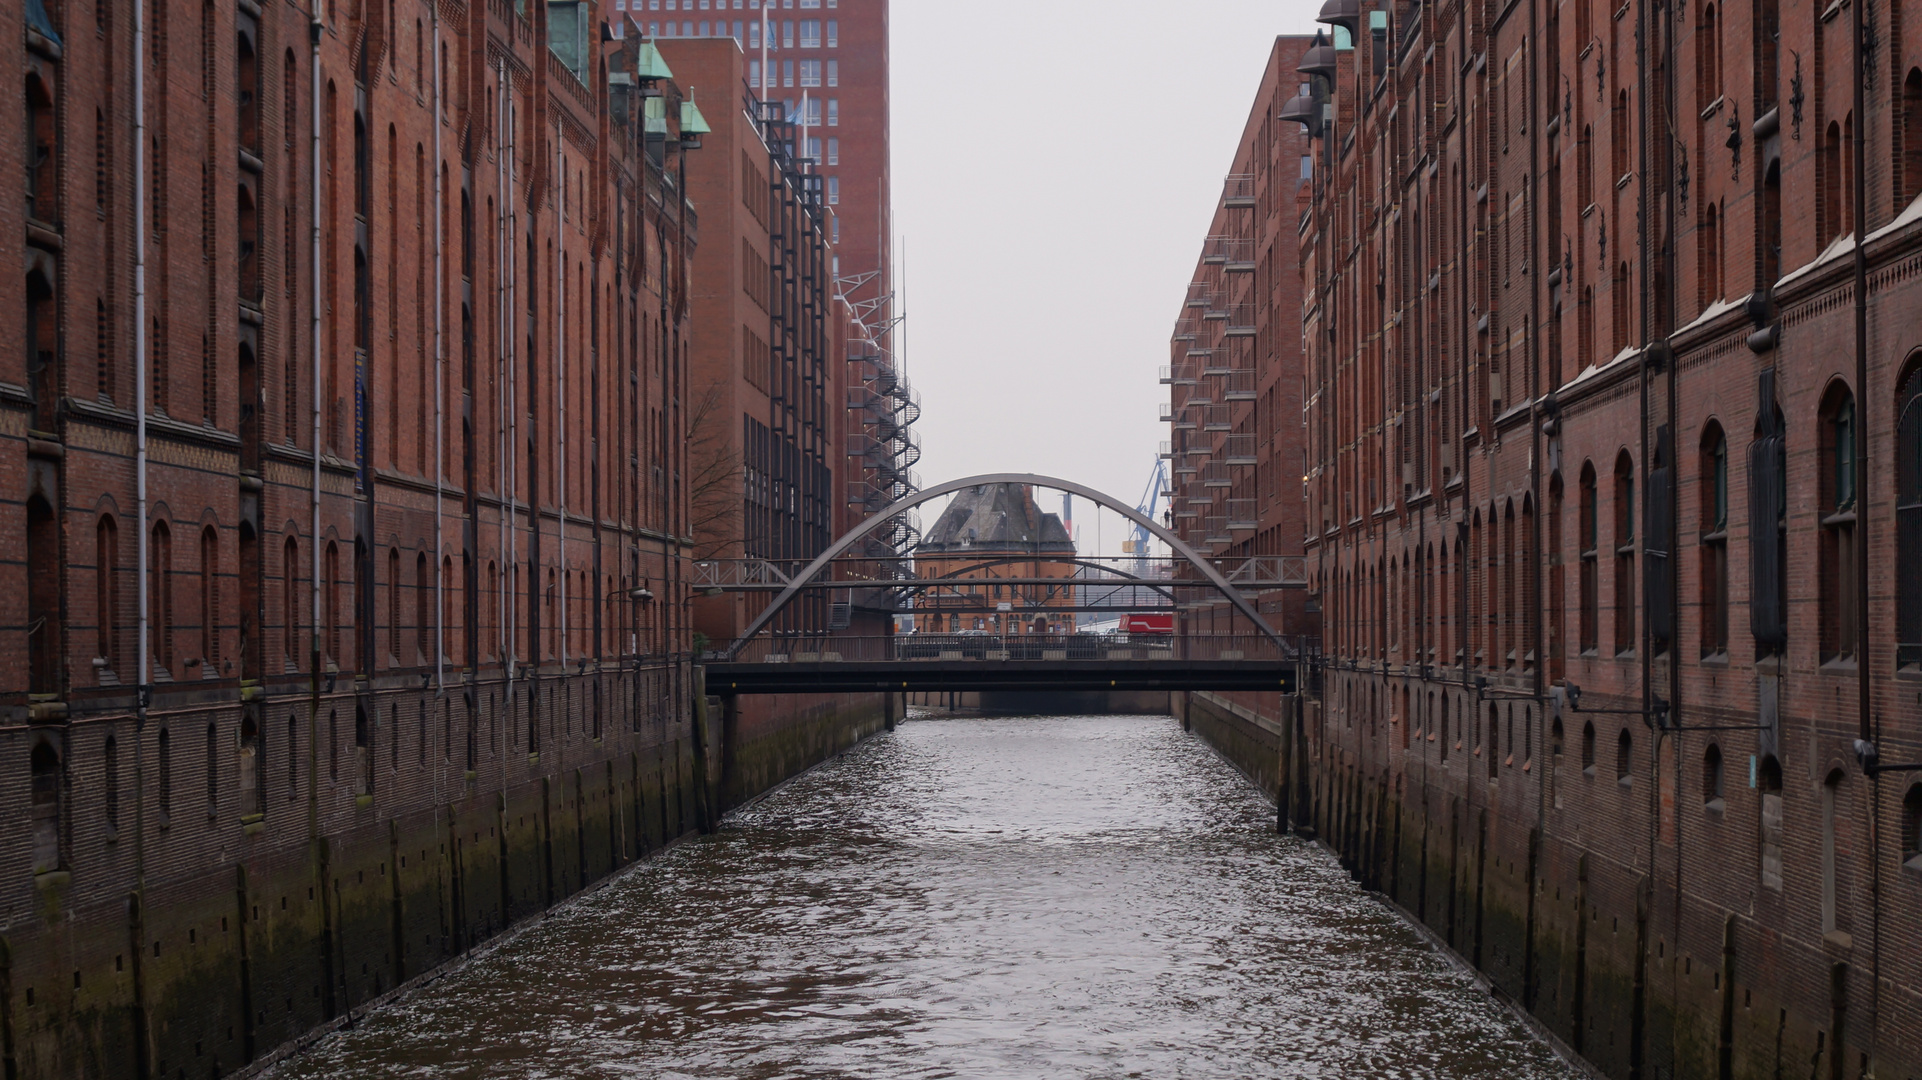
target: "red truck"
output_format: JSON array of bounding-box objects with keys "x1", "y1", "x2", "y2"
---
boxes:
[{"x1": 1121, "y1": 613, "x2": 1174, "y2": 635}]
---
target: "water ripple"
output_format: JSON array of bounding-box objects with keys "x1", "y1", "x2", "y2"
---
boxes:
[{"x1": 271, "y1": 714, "x2": 1579, "y2": 1080}]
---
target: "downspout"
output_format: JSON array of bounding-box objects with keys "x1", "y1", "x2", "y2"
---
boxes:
[
  {"x1": 558, "y1": 145, "x2": 569, "y2": 670},
  {"x1": 1850, "y1": 0, "x2": 1877, "y2": 1055},
  {"x1": 309, "y1": 0, "x2": 325, "y2": 827},
  {"x1": 507, "y1": 92, "x2": 519, "y2": 682},
  {"x1": 307, "y1": 0, "x2": 333, "y2": 1017},
  {"x1": 131, "y1": 0, "x2": 153, "y2": 1068},
  {"x1": 498, "y1": 62, "x2": 509, "y2": 688},
  {"x1": 433, "y1": 5, "x2": 445, "y2": 693}
]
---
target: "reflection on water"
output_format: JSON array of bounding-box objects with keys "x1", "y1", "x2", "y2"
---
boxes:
[{"x1": 271, "y1": 714, "x2": 1579, "y2": 1079}]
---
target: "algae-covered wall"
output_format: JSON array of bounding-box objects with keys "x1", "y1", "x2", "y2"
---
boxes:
[
  {"x1": 1178, "y1": 688, "x2": 1922, "y2": 1080},
  {"x1": 0, "y1": 667, "x2": 884, "y2": 1079}
]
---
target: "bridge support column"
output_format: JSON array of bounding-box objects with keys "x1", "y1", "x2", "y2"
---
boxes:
[{"x1": 884, "y1": 692, "x2": 897, "y2": 732}]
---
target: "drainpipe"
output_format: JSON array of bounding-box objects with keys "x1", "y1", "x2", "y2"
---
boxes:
[
  {"x1": 506, "y1": 91, "x2": 519, "y2": 682},
  {"x1": 132, "y1": 0, "x2": 151, "y2": 875},
  {"x1": 498, "y1": 61, "x2": 511, "y2": 691},
  {"x1": 1849, "y1": 0, "x2": 1876, "y2": 1054},
  {"x1": 309, "y1": 0, "x2": 324, "y2": 834},
  {"x1": 433, "y1": 5, "x2": 445, "y2": 694},
  {"x1": 558, "y1": 145, "x2": 569, "y2": 671}
]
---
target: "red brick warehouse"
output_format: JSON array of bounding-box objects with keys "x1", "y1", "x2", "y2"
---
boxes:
[
  {"x1": 0, "y1": 1, "x2": 784, "y2": 1075},
  {"x1": 1276, "y1": 0, "x2": 1922, "y2": 1074}
]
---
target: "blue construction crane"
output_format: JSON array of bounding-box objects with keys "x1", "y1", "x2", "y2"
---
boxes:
[{"x1": 1127, "y1": 457, "x2": 1169, "y2": 578}]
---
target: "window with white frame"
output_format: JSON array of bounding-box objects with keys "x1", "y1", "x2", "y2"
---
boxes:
[
  {"x1": 827, "y1": 60, "x2": 838, "y2": 86},
  {"x1": 800, "y1": 60, "x2": 821, "y2": 86},
  {"x1": 782, "y1": 59, "x2": 793, "y2": 87},
  {"x1": 826, "y1": 19, "x2": 836, "y2": 46},
  {"x1": 782, "y1": 20, "x2": 793, "y2": 46},
  {"x1": 807, "y1": 136, "x2": 821, "y2": 162},
  {"x1": 826, "y1": 98, "x2": 838, "y2": 126},
  {"x1": 805, "y1": 97, "x2": 822, "y2": 125},
  {"x1": 800, "y1": 19, "x2": 820, "y2": 46},
  {"x1": 750, "y1": 59, "x2": 761, "y2": 87},
  {"x1": 748, "y1": 20, "x2": 759, "y2": 46},
  {"x1": 826, "y1": 136, "x2": 838, "y2": 164},
  {"x1": 828, "y1": 176, "x2": 839, "y2": 204}
]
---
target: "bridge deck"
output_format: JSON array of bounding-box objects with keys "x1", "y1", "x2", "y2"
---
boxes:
[{"x1": 705, "y1": 658, "x2": 1298, "y2": 695}]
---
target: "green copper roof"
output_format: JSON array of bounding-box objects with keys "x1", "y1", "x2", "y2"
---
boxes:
[
  {"x1": 634, "y1": 39, "x2": 673, "y2": 81},
  {"x1": 679, "y1": 98, "x2": 712, "y2": 137}
]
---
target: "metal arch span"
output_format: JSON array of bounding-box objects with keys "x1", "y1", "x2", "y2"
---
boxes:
[{"x1": 722, "y1": 473, "x2": 1287, "y2": 658}]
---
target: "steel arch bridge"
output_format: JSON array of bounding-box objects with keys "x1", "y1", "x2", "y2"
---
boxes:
[{"x1": 705, "y1": 475, "x2": 1303, "y2": 696}]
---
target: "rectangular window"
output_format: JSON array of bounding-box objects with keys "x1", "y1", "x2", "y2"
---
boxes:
[
  {"x1": 700, "y1": 20, "x2": 710, "y2": 34},
  {"x1": 828, "y1": 176, "x2": 839, "y2": 204},
  {"x1": 805, "y1": 97, "x2": 822, "y2": 125},
  {"x1": 749, "y1": 59, "x2": 760, "y2": 87},
  {"x1": 826, "y1": 19, "x2": 836, "y2": 45},
  {"x1": 683, "y1": 21, "x2": 692, "y2": 34},
  {"x1": 831, "y1": 217, "x2": 839, "y2": 244},
  {"x1": 827, "y1": 59, "x2": 838, "y2": 86},
  {"x1": 748, "y1": 20, "x2": 759, "y2": 47},
  {"x1": 800, "y1": 19, "x2": 820, "y2": 46},
  {"x1": 733, "y1": 20, "x2": 743, "y2": 41},
  {"x1": 827, "y1": 136, "x2": 839, "y2": 164},
  {"x1": 826, "y1": 97, "x2": 838, "y2": 126},
  {"x1": 782, "y1": 19, "x2": 793, "y2": 47},
  {"x1": 800, "y1": 59, "x2": 821, "y2": 86},
  {"x1": 783, "y1": 59, "x2": 793, "y2": 87},
  {"x1": 806, "y1": 136, "x2": 821, "y2": 161}
]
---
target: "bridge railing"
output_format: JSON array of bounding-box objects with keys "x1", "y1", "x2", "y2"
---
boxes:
[{"x1": 714, "y1": 633, "x2": 1314, "y2": 665}]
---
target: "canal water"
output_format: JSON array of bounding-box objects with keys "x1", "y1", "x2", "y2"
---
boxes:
[{"x1": 271, "y1": 714, "x2": 1580, "y2": 1079}]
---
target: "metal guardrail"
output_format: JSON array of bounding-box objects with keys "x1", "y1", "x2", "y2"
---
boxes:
[
  {"x1": 690, "y1": 555, "x2": 1309, "y2": 591},
  {"x1": 718, "y1": 633, "x2": 1314, "y2": 665}
]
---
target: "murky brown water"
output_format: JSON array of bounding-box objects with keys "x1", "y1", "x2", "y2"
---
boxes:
[{"x1": 271, "y1": 714, "x2": 1580, "y2": 1079}]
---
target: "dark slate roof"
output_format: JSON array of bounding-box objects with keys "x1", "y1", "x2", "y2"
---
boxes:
[{"x1": 915, "y1": 484, "x2": 1075, "y2": 554}]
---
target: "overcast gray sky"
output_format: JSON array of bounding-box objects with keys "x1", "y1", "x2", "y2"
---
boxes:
[{"x1": 890, "y1": 0, "x2": 1322, "y2": 553}]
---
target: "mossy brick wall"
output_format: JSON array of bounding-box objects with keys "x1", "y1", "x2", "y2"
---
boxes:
[
  {"x1": 1179, "y1": 690, "x2": 1922, "y2": 1080},
  {"x1": 0, "y1": 674, "x2": 885, "y2": 1078}
]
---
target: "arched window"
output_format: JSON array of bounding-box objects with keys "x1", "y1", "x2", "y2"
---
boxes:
[
  {"x1": 1899, "y1": 361, "x2": 1922, "y2": 670},
  {"x1": 1699, "y1": 423, "x2": 1730, "y2": 657},
  {"x1": 26, "y1": 264, "x2": 58, "y2": 431},
  {"x1": 282, "y1": 536, "x2": 300, "y2": 669},
  {"x1": 1611, "y1": 89, "x2": 1629, "y2": 181},
  {"x1": 1582, "y1": 719, "x2": 1597, "y2": 775},
  {"x1": 239, "y1": 713, "x2": 261, "y2": 818},
  {"x1": 1702, "y1": 743, "x2": 1724, "y2": 807},
  {"x1": 1759, "y1": 755, "x2": 1784, "y2": 890},
  {"x1": 151, "y1": 520, "x2": 173, "y2": 679},
  {"x1": 1616, "y1": 727, "x2": 1634, "y2": 786},
  {"x1": 25, "y1": 72, "x2": 58, "y2": 225},
  {"x1": 324, "y1": 541, "x2": 340, "y2": 666},
  {"x1": 157, "y1": 725, "x2": 173, "y2": 823},
  {"x1": 1823, "y1": 120, "x2": 1846, "y2": 247},
  {"x1": 1902, "y1": 784, "x2": 1922, "y2": 868},
  {"x1": 354, "y1": 705, "x2": 373, "y2": 797},
  {"x1": 27, "y1": 494, "x2": 61, "y2": 695},
  {"x1": 1820, "y1": 382, "x2": 1860, "y2": 662},
  {"x1": 237, "y1": 22, "x2": 259, "y2": 154},
  {"x1": 387, "y1": 547, "x2": 401, "y2": 664},
  {"x1": 1904, "y1": 69, "x2": 1922, "y2": 207},
  {"x1": 1696, "y1": 4, "x2": 1721, "y2": 112},
  {"x1": 416, "y1": 551, "x2": 431, "y2": 662},
  {"x1": 1612, "y1": 261, "x2": 1631, "y2": 355},
  {"x1": 30, "y1": 739, "x2": 62, "y2": 873},
  {"x1": 1614, "y1": 451, "x2": 1636, "y2": 655},
  {"x1": 204, "y1": 721, "x2": 219, "y2": 818},
  {"x1": 1699, "y1": 202, "x2": 1721, "y2": 304},
  {"x1": 200, "y1": 525, "x2": 220, "y2": 674},
  {"x1": 238, "y1": 181, "x2": 260, "y2": 301},
  {"x1": 104, "y1": 734, "x2": 120, "y2": 835},
  {"x1": 1580, "y1": 463, "x2": 1599, "y2": 653},
  {"x1": 1821, "y1": 769, "x2": 1846, "y2": 933}
]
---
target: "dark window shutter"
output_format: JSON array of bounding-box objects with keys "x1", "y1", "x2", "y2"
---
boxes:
[
  {"x1": 1645, "y1": 425, "x2": 1674, "y2": 647},
  {"x1": 1750, "y1": 372, "x2": 1787, "y2": 648}
]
